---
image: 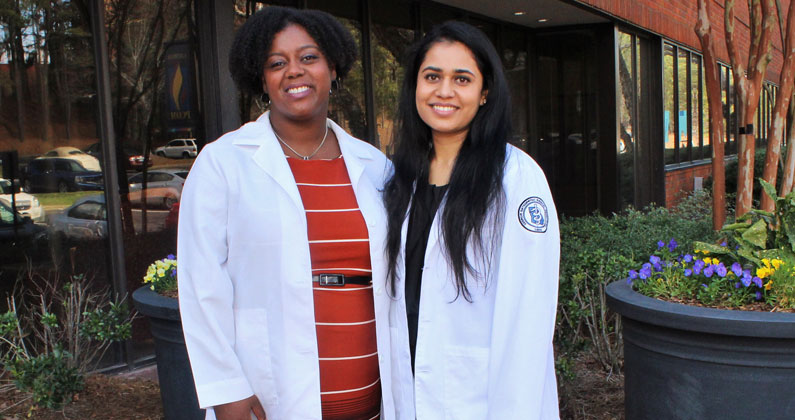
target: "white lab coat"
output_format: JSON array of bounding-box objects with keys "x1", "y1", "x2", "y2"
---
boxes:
[
  {"x1": 389, "y1": 144, "x2": 561, "y2": 420},
  {"x1": 177, "y1": 112, "x2": 402, "y2": 420}
]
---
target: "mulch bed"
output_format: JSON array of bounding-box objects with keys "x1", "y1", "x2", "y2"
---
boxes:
[
  {"x1": 0, "y1": 374, "x2": 163, "y2": 419},
  {"x1": 559, "y1": 352, "x2": 625, "y2": 420},
  {"x1": 0, "y1": 351, "x2": 624, "y2": 419}
]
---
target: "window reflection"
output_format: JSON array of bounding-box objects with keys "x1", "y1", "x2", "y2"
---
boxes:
[
  {"x1": 503, "y1": 27, "x2": 528, "y2": 148},
  {"x1": 677, "y1": 48, "x2": 689, "y2": 162},
  {"x1": 664, "y1": 44, "x2": 675, "y2": 165},
  {"x1": 371, "y1": 19, "x2": 413, "y2": 153},
  {"x1": 618, "y1": 31, "x2": 635, "y2": 208}
]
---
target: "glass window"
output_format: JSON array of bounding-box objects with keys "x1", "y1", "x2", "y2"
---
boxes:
[
  {"x1": 68, "y1": 202, "x2": 103, "y2": 220},
  {"x1": 691, "y1": 53, "x2": 701, "y2": 160},
  {"x1": 371, "y1": 1, "x2": 414, "y2": 153},
  {"x1": 503, "y1": 26, "x2": 528, "y2": 147},
  {"x1": 618, "y1": 31, "x2": 635, "y2": 208},
  {"x1": 0, "y1": 204, "x2": 14, "y2": 224},
  {"x1": 677, "y1": 48, "x2": 690, "y2": 162},
  {"x1": 55, "y1": 161, "x2": 71, "y2": 172},
  {"x1": 663, "y1": 43, "x2": 676, "y2": 165},
  {"x1": 664, "y1": 42, "x2": 710, "y2": 166}
]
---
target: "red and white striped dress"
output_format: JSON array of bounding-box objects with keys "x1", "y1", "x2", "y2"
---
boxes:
[{"x1": 287, "y1": 156, "x2": 381, "y2": 420}]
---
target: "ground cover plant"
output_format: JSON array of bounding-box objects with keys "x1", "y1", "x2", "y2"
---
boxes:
[{"x1": 0, "y1": 270, "x2": 133, "y2": 411}]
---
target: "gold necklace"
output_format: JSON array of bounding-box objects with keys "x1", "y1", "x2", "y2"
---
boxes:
[{"x1": 273, "y1": 124, "x2": 329, "y2": 160}]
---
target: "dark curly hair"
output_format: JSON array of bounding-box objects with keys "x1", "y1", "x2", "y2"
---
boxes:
[{"x1": 228, "y1": 6, "x2": 358, "y2": 96}]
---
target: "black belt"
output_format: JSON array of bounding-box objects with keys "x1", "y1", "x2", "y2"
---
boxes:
[{"x1": 312, "y1": 274, "x2": 372, "y2": 286}]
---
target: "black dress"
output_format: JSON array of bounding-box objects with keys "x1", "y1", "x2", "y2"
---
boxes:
[{"x1": 404, "y1": 182, "x2": 448, "y2": 372}]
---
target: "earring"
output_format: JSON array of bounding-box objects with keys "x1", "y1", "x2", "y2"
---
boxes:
[
  {"x1": 260, "y1": 92, "x2": 270, "y2": 106},
  {"x1": 331, "y1": 79, "x2": 340, "y2": 91},
  {"x1": 480, "y1": 98, "x2": 487, "y2": 106}
]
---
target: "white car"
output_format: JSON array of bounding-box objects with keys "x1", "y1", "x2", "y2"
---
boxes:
[
  {"x1": 154, "y1": 139, "x2": 198, "y2": 159},
  {"x1": 40, "y1": 146, "x2": 102, "y2": 171},
  {"x1": 0, "y1": 178, "x2": 45, "y2": 223}
]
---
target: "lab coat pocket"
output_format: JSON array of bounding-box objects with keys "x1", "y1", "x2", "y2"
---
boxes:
[
  {"x1": 234, "y1": 309, "x2": 278, "y2": 405},
  {"x1": 444, "y1": 345, "x2": 489, "y2": 420}
]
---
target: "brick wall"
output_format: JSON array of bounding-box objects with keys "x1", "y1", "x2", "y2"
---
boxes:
[
  {"x1": 575, "y1": 0, "x2": 786, "y2": 81},
  {"x1": 664, "y1": 163, "x2": 713, "y2": 208}
]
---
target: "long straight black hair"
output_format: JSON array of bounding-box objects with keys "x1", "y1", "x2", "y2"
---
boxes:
[{"x1": 384, "y1": 21, "x2": 510, "y2": 301}]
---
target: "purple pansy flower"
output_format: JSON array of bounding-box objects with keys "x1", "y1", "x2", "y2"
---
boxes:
[
  {"x1": 731, "y1": 262, "x2": 743, "y2": 277},
  {"x1": 721, "y1": 241, "x2": 727, "y2": 247},
  {"x1": 703, "y1": 265, "x2": 714, "y2": 278},
  {"x1": 741, "y1": 275, "x2": 752, "y2": 287},
  {"x1": 715, "y1": 263, "x2": 727, "y2": 278},
  {"x1": 756, "y1": 291, "x2": 763, "y2": 301},
  {"x1": 693, "y1": 259, "x2": 705, "y2": 275},
  {"x1": 735, "y1": 282, "x2": 741, "y2": 288},
  {"x1": 684, "y1": 254, "x2": 693, "y2": 263},
  {"x1": 684, "y1": 268, "x2": 693, "y2": 277},
  {"x1": 167, "y1": 254, "x2": 176, "y2": 260},
  {"x1": 657, "y1": 240, "x2": 665, "y2": 249},
  {"x1": 668, "y1": 239, "x2": 678, "y2": 252},
  {"x1": 628, "y1": 270, "x2": 638, "y2": 280},
  {"x1": 753, "y1": 276, "x2": 763, "y2": 288},
  {"x1": 639, "y1": 264, "x2": 652, "y2": 280}
]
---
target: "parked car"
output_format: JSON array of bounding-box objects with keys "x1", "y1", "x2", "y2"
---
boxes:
[
  {"x1": 0, "y1": 178, "x2": 45, "y2": 223},
  {"x1": 22, "y1": 158, "x2": 103, "y2": 193},
  {"x1": 41, "y1": 147, "x2": 101, "y2": 171},
  {"x1": 127, "y1": 169, "x2": 188, "y2": 208},
  {"x1": 48, "y1": 195, "x2": 106, "y2": 268},
  {"x1": 154, "y1": 139, "x2": 198, "y2": 159},
  {"x1": 128, "y1": 169, "x2": 188, "y2": 192},
  {"x1": 128, "y1": 186, "x2": 181, "y2": 209},
  {"x1": 84, "y1": 142, "x2": 152, "y2": 171},
  {"x1": 0, "y1": 200, "x2": 47, "y2": 264}
]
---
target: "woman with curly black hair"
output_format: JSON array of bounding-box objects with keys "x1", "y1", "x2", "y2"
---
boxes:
[
  {"x1": 385, "y1": 22, "x2": 561, "y2": 419},
  {"x1": 178, "y1": 6, "x2": 401, "y2": 420}
]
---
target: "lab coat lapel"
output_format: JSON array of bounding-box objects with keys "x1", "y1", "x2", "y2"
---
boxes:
[{"x1": 240, "y1": 112, "x2": 304, "y2": 214}]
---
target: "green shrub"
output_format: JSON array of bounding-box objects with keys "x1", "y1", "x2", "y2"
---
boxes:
[
  {"x1": 9, "y1": 348, "x2": 84, "y2": 409},
  {"x1": 557, "y1": 200, "x2": 716, "y2": 374},
  {"x1": 0, "y1": 272, "x2": 133, "y2": 410}
]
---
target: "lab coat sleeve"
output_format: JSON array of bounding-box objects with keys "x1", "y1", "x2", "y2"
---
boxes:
[
  {"x1": 177, "y1": 144, "x2": 255, "y2": 409},
  {"x1": 486, "y1": 156, "x2": 560, "y2": 420}
]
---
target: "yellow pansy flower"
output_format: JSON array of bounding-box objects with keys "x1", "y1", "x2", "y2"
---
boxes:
[
  {"x1": 765, "y1": 280, "x2": 773, "y2": 290},
  {"x1": 772, "y1": 259, "x2": 783, "y2": 270}
]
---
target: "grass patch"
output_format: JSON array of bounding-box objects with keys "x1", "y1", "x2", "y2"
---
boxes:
[{"x1": 35, "y1": 191, "x2": 102, "y2": 207}]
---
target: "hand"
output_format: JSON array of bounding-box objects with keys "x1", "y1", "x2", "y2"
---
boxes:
[{"x1": 214, "y1": 395, "x2": 267, "y2": 420}]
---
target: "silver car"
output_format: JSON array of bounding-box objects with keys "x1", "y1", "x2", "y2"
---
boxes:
[{"x1": 127, "y1": 169, "x2": 189, "y2": 208}]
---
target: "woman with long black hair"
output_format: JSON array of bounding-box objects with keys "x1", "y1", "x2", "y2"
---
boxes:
[{"x1": 385, "y1": 21, "x2": 560, "y2": 419}]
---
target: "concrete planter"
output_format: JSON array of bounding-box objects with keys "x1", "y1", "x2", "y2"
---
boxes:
[
  {"x1": 605, "y1": 280, "x2": 795, "y2": 420},
  {"x1": 132, "y1": 286, "x2": 204, "y2": 420}
]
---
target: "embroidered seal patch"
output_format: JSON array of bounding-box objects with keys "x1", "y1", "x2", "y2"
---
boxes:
[{"x1": 518, "y1": 197, "x2": 548, "y2": 233}]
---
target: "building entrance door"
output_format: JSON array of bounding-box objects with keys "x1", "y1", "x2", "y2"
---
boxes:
[{"x1": 535, "y1": 31, "x2": 600, "y2": 217}]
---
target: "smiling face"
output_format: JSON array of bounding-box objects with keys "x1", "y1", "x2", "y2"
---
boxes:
[
  {"x1": 415, "y1": 40, "x2": 486, "y2": 143},
  {"x1": 262, "y1": 24, "x2": 335, "y2": 123}
]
